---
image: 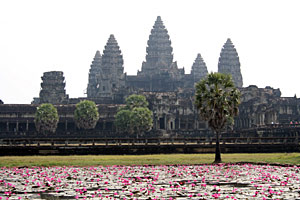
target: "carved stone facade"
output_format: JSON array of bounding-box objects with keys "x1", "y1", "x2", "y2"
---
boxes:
[
  {"x1": 218, "y1": 38, "x2": 243, "y2": 88},
  {"x1": 0, "y1": 104, "x2": 118, "y2": 135},
  {"x1": 143, "y1": 90, "x2": 208, "y2": 134},
  {"x1": 235, "y1": 85, "x2": 300, "y2": 129},
  {"x1": 38, "y1": 71, "x2": 69, "y2": 104},
  {"x1": 3, "y1": 86, "x2": 300, "y2": 137}
]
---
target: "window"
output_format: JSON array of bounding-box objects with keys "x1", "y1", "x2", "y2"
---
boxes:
[{"x1": 159, "y1": 117, "x2": 165, "y2": 129}]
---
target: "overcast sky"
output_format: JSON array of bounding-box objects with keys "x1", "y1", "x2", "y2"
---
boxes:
[{"x1": 1, "y1": 0, "x2": 300, "y2": 104}]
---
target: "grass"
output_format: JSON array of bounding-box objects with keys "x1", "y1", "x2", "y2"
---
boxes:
[{"x1": 0, "y1": 153, "x2": 299, "y2": 167}]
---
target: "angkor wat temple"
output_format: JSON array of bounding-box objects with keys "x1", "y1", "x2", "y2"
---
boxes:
[{"x1": 1, "y1": 16, "x2": 300, "y2": 137}]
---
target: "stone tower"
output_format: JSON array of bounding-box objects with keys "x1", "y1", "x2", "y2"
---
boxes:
[
  {"x1": 191, "y1": 53, "x2": 208, "y2": 83},
  {"x1": 218, "y1": 38, "x2": 243, "y2": 87},
  {"x1": 95, "y1": 34, "x2": 125, "y2": 98},
  {"x1": 138, "y1": 16, "x2": 183, "y2": 78},
  {"x1": 87, "y1": 50, "x2": 102, "y2": 98},
  {"x1": 39, "y1": 71, "x2": 69, "y2": 104}
]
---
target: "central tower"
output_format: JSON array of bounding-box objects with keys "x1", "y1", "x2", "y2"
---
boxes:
[{"x1": 138, "y1": 16, "x2": 184, "y2": 79}]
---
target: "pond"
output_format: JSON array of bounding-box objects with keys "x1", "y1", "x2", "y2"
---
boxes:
[{"x1": 0, "y1": 163, "x2": 299, "y2": 199}]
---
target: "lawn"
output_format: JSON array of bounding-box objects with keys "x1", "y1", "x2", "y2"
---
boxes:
[{"x1": 0, "y1": 153, "x2": 299, "y2": 167}]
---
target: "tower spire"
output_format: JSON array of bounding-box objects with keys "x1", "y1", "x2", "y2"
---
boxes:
[
  {"x1": 138, "y1": 16, "x2": 184, "y2": 78},
  {"x1": 102, "y1": 34, "x2": 124, "y2": 71},
  {"x1": 87, "y1": 50, "x2": 102, "y2": 98},
  {"x1": 191, "y1": 53, "x2": 208, "y2": 82},
  {"x1": 146, "y1": 16, "x2": 173, "y2": 66},
  {"x1": 94, "y1": 34, "x2": 125, "y2": 98},
  {"x1": 218, "y1": 38, "x2": 243, "y2": 87}
]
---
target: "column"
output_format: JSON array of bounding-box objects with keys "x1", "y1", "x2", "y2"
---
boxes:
[
  {"x1": 65, "y1": 120, "x2": 68, "y2": 131},
  {"x1": 26, "y1": 120, "x2": 29, "y2": 131},
  {"x1": 153, "y1": 114, "x2": 157, "y2": 130},
  {"x1": 103, "y1": 121, "x2": 106, "y2": 130},
  {"x1": 16, "y1": 121, "x2": 19, "y2": 132},
  {"x1": 164, "y1": 116, "x2": 167, "y2": 130}
]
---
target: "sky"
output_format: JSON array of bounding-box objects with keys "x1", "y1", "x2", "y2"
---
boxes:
[{"x1": 1, "y1": 0, "x2": 300, "y2": 104}]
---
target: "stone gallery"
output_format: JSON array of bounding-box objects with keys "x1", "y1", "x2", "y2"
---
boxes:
[{"x1": 0, "y1": 16, "x2": 300, "y2": 136}]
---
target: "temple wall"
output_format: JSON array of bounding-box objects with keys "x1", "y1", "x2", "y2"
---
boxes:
[{"x1": 2, "y1": 84, "x2": 300, "y2": 138}]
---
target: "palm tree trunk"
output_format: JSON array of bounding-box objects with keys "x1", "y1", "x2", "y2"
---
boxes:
[{"x1": 214, "y1": 130, "x2": 222, "y2": 163}]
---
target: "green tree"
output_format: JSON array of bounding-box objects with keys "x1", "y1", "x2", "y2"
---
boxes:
[
  {"x1": 115, "y1": 94, "x2": 153, "y2": 137},
  {"x1": 131, "y1": 107, "x2": 153, "y2": 136},
  {"x1": 125, "y1": 94, "x2": 148, "y2": 109},
  {"x1": 195, "y1": 72, "x2": 240, "y2": 163},
  {"x1": 34, "y1": 103, "x2": 59, "y2": 134},
  {"x1": 114, "y1": 109, "x2": 133, "y2": 134},
  {"x1": 74, "y1": 100, "x2": 99, "y2": 130}
]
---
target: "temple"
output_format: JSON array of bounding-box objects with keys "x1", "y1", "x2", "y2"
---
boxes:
[
  {"x1": 1, "y1": 16, "x2": 300, "y2": 138},
  {"x1": 86, "y1": 16, "x2": 204, "y2": 101}
]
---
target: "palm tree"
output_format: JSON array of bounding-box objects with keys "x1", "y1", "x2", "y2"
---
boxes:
[{"x1": 195, "y1": 72, "x2": 240, "y2": 163}]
